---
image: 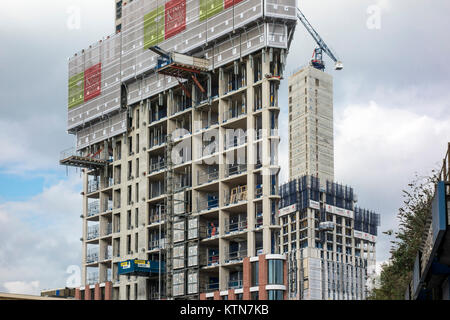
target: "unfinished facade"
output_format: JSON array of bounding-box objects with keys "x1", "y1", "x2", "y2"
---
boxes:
[
  {"x1": 62, "y1": 0, "x2": 298, "y2": 300},
  {"x1": 288, "y1": 66, "x2": 334, "y2": 185},
  {"x1": 279, "y1": 176, "x2": 379, "y2": 300}
]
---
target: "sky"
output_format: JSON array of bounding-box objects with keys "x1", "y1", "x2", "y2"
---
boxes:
[{"x1": 0, "y1": 0, "x2": 449, "y2": 295}]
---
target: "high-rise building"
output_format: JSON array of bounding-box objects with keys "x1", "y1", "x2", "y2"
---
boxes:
[
  {"x1": 61, "y1": 0, "x2": 298, "y2": 300},
  {"x1": 281, "y1": 64, "x2": 379, "y2": 300},
  {"x1": 279, "y1": 176, "x2": 380, "y2": 300},
  {"x1": 288, "y1": 66, "x2": 334, "y2": 185}
]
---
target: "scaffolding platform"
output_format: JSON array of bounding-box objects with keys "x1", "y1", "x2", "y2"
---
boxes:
[
  {"x1": 155, "y1": 51, "x2": 209, "y2": 80},
  {"x1": 117, "y1": 259, "x2": 166, "y2": 276},
  {"x1": 60, "y1": 147, "x2": 110, "y2": 170}
]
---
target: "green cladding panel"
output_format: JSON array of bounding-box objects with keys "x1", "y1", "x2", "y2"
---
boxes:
[
  {"x1": 144, "y1": 6, "x2": 165, "y2": 49},
  {"x1": 200, "y1": 0, "x2": 224, "y2": 21},
  {"x1": 68, "y1": 72, "x2": 84, "y2": 109}
]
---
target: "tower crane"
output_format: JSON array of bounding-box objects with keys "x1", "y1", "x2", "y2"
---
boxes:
[{"x1": 296, "y1": 7, "x2": 343, "y2": 72}]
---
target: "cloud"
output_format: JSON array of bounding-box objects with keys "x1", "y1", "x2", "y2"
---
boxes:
[
  {"x1": 3, "y1": 281, "x2": 40, "y2": 296},
  {"x1": 334, "y1": 101, "x2": 450, "y2": 262},
  {"x1": 0, "y1": 175, "x2": 82, "y2": 295}
]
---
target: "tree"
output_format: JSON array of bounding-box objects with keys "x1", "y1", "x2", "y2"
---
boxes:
[{"x1": 368, "y1": 172, "x2": 438, "y2": 300}]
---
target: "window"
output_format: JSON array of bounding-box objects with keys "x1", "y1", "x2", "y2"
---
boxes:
[
  {"x1": 135, "y1": 233, "x2": 138, "y2": 252},
  {"x1": 127, "y1": 235, "x2": 131, "y2": 254},
  {"x1": 236, "y1": 293, "x2": 243, "y2": 300},
  {"x1": 251, "y1": 261, "x2": 259, "y2": 286},
  {"x1": 268, "y1": 290, "x2": 284, "y2": 300},
  {"x1": 267, "y1": 260, "x2": 284, "y2": 285},
  {"x1": 251, "y1": 291, "x2": 259, "y2": 300},
  {"x1": 315, "y1": 79, "x2": 319, "y2": 86}
]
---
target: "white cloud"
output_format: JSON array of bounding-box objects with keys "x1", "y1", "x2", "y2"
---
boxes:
[
  {"x1": 3, "y1": 281, "x2": 40, "y2": 296},
  {"x1": 0, "y1": 175, "x2": 82, "y2": 295},
  {"x1": 334, "y1": 101, "x2": 450, "y2": 262}
]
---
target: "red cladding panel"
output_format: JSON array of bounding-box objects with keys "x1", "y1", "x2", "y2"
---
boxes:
[
  {"x1": 84, "y1": 63, "x2": 102, "y2": 102},
  {"x1": 165, "y1": 0, "x2": 186, "y2": 39},
  {"x1": 224, "y1": 0, "x2": 244, "y2": 9}
]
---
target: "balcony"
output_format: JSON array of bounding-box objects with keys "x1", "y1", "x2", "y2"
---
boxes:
[
  {"x1": 104, "y1": 200, "x2": 113, "y2": 212},
  {"x1": 225, "y1": 135, "x2": 246, "y2": 151},
  {"x1": 87, "y1": 180, "x2": 100, "y2": 193},
  {"x1": 86, "y1": 251, "x2": 99, "y2": 264},
  {"x1": 255, "y1": 184, "x2": 263, "y2": 199},
  {"x1": 105, "y1": 223, "x2": 113, "y2": 236},
  {"x1": 197, "y1": 196, "x2": 219, "y2": 212},
  {"x1": 224, "y1": 249, "x2": 247, "y2": 264},
  {"x1": 87, "y1": 201, "x2": 100, "y2": 217},
  {"x1": 207, "y1": 254, "x2": 220, "y2": 267},
  {"x1": 223, "y1": 107, "x2": 246, "y2": 124},
  {"x1": 87, "y1": 273, "x2": 99, "y2": 285},
  {"x1": 148, "y1": 238, "x2": 167, "y2": 251},
  {"x1": 87, "y1": 225, "x2": 99, "y2": 240},
  {"x1": 225, "y1": 219, "x2": 247, "y2": 234},
  {"x1": 104, "y1": 248, "x2": 112, "y2": 260},
  {"x1": 149, "y1": 160, "x2": 166, "y2": 173},
  {"x1": 228, "y1": 279, "x2": 243, "y2": 290},
  {"x1": 225, "y1": 164, "x2": 247, "y2": 178},
  {"x1": 197, "y1": 170, "x2": 219, "y2": 186}
]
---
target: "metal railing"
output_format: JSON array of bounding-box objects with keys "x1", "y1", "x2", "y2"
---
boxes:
[
  {"x1": 223, "y1": 106, "x2": 246, "y2": 123},
  {"x1": 87, "y1": 273, "x2": 99, "y2": 285},
  {"x1": 225, "y1": 164, "x2": 247, "y2": 177},
  {"x1": 88, "y1": 180, "x2": 99, "y2": 193},
  {"x1": 225, "y1": 135, "x2": 247, "y2": 150},
  {"x1": 86, "y1": 252, "x2": 99, "y2": 264},
  {"x1": 148, "y1": 239, "x2": 167, "y2": 251},
  {"x1": 87, "y1": 225, "x2": 99, "y2": 240},
  {"x1": 197, "y1": 197, "x2": 219, "y2": 212},
  {"x1": 104, "y1": 200, "x2": 113, "y2": 212},
  {"x1": 150, "y1": 135, "x2": 167, "y2": 149},
  {"x1": 199, "y1": 142, "x2": 218, "y2": 158},
  {"x1": 149, "y1": 211, "x2": 167, "y2": 224},
  {"x1": 207, "y1": 255, "x2": 220, "y2": 267},
  {"x1": 150, "y1": 160, "x2": 166, "y2": 173},
  {"x1": 228, "y1": 279, "x2": 243, "y2": 290},
  {"x1": 224, "y1": 249, "x2": 247, "y2": 263},
  {"x1": 198, "y1": 170, "x2": 219, "y2": 186},
  {"x1": 87, "y1": 201, "x2": 100, "y2": 217},
  {"x1": 60, "y1": 147, "x2": 83, "y2": 161},
  {"x1": 225, "y1": 220, "x2": 247, "y2": 234}
]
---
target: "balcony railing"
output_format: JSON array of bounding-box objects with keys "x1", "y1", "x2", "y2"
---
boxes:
[
  {"x1": 225, "y1": 220, "x2": 247, "y2": 234},
  {"x1": 150, "y1": 135, "x2": 167, "y2": 149},
  {"x1": 198, "y1": 170, "x2": 219, "y2": 186},
  {"x1": 225, "y1": 135, "x2": 247, "y2": 150},
  {"x1": 197, "y1": 196, "x2": 219, "y2": 212},
  {"x1": 104, "y1": 200, "x2": 113, "y2": 212},
  {"x1": 225, "y1": 164, "x2": 247, "y2": 178},
  {"x1": 223, "y1": 107, "x2": 246, "y2": 123},
  {"x1": 207, "y1": 255, "x2": 220, "y2": 267},
  {"x1": 149, "y1": 211, "x2": 167, "y2": 224},
  {"x1": 224, "y1": 249, "x2": 247, "y2": 264},
  {"x1": 255, "y1": 185, "x2": 263, "y2": 198},
  {"x1": 150, "y1": 160, "x2": 166, "y2": 173},
  {"x1": 87, "y1": 226, "x2": 99, "y2": 240},
  {"x1": 86, "y1": 252, "x2": 99, "y2": 264},
  {"x1": 148, "y1": 239, "x2": 167, "y2": 251},
  {"x1": 87, "y1": 201, "x2": 100, "y2": 217},
  {"x1": 87, "y1": 180, "x2": 100, "y2": 193},
  {"x1": 87, "y1": 273, "x2": 99, "y2": 285},
  {"x1": 228, "y1": 279, "x2": 243, "y2": 290}
]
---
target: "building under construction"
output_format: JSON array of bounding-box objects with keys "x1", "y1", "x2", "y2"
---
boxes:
[
  {"x1": 62, "y1": 0, "x2": 298, "y2": 300},
  {"x1": 279, "y1": 60, "x2": 380, "y2": 300}
]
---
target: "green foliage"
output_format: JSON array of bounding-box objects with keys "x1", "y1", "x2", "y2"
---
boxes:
[{"x1": 368, "y1": 172, "x2": 438, "y2": 300}]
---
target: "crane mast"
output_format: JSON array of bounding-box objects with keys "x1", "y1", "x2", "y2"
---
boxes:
[{"x1": 296, "y1": 7, "x2": 343, "y2": 71}]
